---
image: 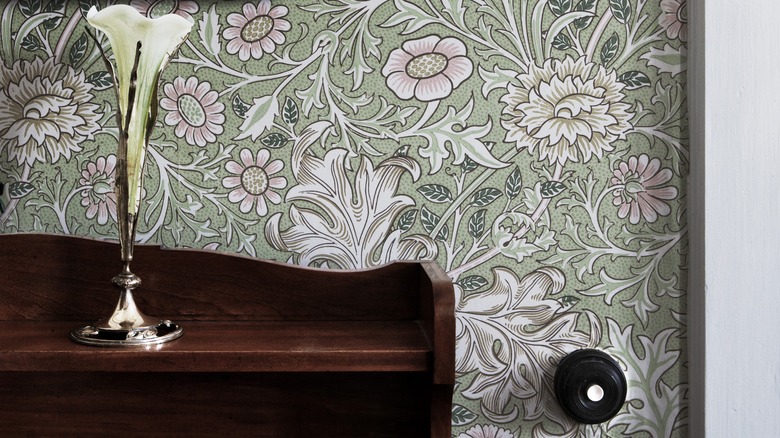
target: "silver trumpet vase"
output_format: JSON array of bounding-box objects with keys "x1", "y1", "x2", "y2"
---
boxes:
[{"x1": 71, "y1": 5, "x2": 193, "y2": 346}]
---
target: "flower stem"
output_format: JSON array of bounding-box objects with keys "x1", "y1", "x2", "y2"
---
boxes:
[
  {"x1": 447, "y1": 161, "x2": 563, "y2": 279},
  {"x1": 53, "y1": 10, "x2": 82, "y2": 64},
  {"x1": 585, "y1": 8, "x2": 613, "y2": 63}
]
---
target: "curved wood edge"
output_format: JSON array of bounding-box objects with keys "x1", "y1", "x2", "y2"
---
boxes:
[{"x1": 418, "y1": 261, "x2": 456, "y2": 385}]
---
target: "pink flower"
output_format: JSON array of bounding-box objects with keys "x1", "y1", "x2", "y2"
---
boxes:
[
  {"x1": 79, "y1": 155, "x2": 117, "y2": 226},
  {"x1": 130, "y1": 0, "x2": 199, "y2": 19},
  {"x1": 223, "y1": 148, "x2": 287, "y2": 216},
  {"x1": 161, "y1": 77, "x2": 225, "y2": 147},
  {"x1": 659, "y1": 0, "x2": 688, "y2": 42},
  {"x1": 457, "y1": 424, "x2": 515, "y2": 438},
  {"x1": 223, "y1": 1, "x2": 291, "y2": 61},
  {"x1": 611, "y1": 154, "x2": 678, "y2": 224},
  {"x1": 382, "y1": 35, "x2": 473, "y2": 102}
]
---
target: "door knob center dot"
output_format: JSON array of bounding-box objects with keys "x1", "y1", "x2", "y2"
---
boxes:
[{"x1": 587, "y1": 384, "x2": 605, "y2": 402}]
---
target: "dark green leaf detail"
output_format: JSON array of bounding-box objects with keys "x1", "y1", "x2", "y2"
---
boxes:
[
  {"x1": 19, "y1": 0, "x2": 42, "y2": 17},
  {"x1": 436, "y1": 224, "x2": 449, "y2": 241},
  {"x1": 397, "y1": 209, "x2": 417, "y2": 232},
  {"x1": 69, "y1": 32, "x2": 88, "y2": 66},
  {"x1": 260, "y1": 133, "x2": 288, "y2": 148},
  {"x1": 552, "y1": 33, "x2": 571, "y2": 51},
  {"x1": 573, "y1": 0, "x2": 597, "y2": 28},
  {"x1": 282, "y1": 96, "x2": 299, "y2": 125},
  {"x1": 457, "y1": 275, "x2": 489, "y2": 292},
  {"x1": 9, "y1": 182, "x2": 35, "y2": 199},
  {"x1": 468, "y1": 209, "x2": 486, "y2": 238},
  {"x1": 394, "y1": 145, "x2": 410, "y2": 157},
  {"x1": 417, "y1": 184, "x2": 453, "y2": 203},
  {"x1": 470, "y1": 187, "x2": 503, "y2": 207},
  {"x1": 618, "y1": 70, "x2": 652, "y2": 90},
  {"x1": 558, "y1": 295, "x2": 580, "y2": 310},
  {"x1": 600, "y1": 32, "x2": 619, "y2": 65},
  {"x1": 461, "y1": 156, "x2": 478, "y2": 173},
  {"x1": 232, "y1": 94, "x2": 251, "y2": 118},
  {"x1": 86, "y1": 71, "x2": 112, "y2": 90},
  {"x1": 505, "y1": 166, "x2": 523, "y2": 199},
  {"x1": 78, "y1": 0, "x2": 99, "y2": 18},
  {"x1": 0, "y1": 182, "x2": 4, "y2": 213},
  {"x1": 549, "y1": 0, "x2": 572, "y2": 16},
  {"x1": 43, "y1": 0, "x2": 66, "y2": 29},
  {"x1": 21, "y1": 35, "x2": 42, "y2": 52},
  {"x1": 540, "y1": 181, "x2": 567, "y2": 198},
  {"x1": 420, "y1": 205, "x2": 440, "y2": 234},
  {"x1": 452, "y1": 404, "x2": 478, "y2": 426},
  {"x1": 609, "y1": 0, "x2": 632, "y2": 24}
]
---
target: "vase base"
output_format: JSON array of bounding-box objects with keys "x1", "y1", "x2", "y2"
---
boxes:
[{"x1": 70, "y1": 320, "x2": 183, "y2": 347}]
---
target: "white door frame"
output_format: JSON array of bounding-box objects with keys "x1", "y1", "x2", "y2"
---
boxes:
[{"x1": 689, "y1": 0, "x2": 780, "y2": 436}]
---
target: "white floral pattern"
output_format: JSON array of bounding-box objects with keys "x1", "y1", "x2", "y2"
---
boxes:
[
  {"x1": 79, "y1": 155, "x2": 117, "y2": 226},
  {"x1": 501, "y1": 57, "x2": 634, "y2": 166},
  {"x1": 0, "y1": 58, "x2": 102, "y2": 166},
  {"x1": 0, "y1": 2, "x2": 689, "y2": 437}
]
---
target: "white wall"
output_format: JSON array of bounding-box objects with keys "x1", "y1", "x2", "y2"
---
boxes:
[{"x1": 692, "y1": 0, "x2": 780, "y2": 436}]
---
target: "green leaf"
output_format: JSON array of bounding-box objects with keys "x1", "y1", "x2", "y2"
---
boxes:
[
  {"x1": 417, "y1": 184, "x2": 453, "y2": 204},
  {"x1": 282, "y1": 96, "x2": 299, "y2": 126},
  {"x1": 540, "y1": 181, "x2": 567, "y2": 198},
  {"x1": 78, "y1": 0, "x2": 99, "y2": 18},
  {"x1": 457, "y1": 275, "x2": 489, "y2": 292},
  {"x1": 436, "y1": 224, "x2": 449, "y2": 241},
  {"x1": 545, "y1": 11, "x2": 595, "y2": 58},
  {"x1": 573, "y1": 0, "x2": 596, "y2": 28},
  {"x1": 549, "y1": 0, "x2": 572, "y2": 16},
  {"x1": 640, "y1": 43, "x2": 687, "y2": 78},
  {"x1": 198, "y1": 4, "x2": 221, "y2": 56},
  {"x1": 609, "y1": 0, "x2": 632, "y2": 24},
  {"x1": 13, "y1": 11, "x2": 61, "y2": 58},
  {"x1": 9, "y1": 182, "x2": 35, "y2": 199},
  {"x1": 42, "y1": 0, "x2": 65, "y2": 29},
  {"x1": 86, "y1": 71, "x2": 113, "y2": 90},
  {"x1": 505, "y1": 166, "x2": 523, "y2": 199},
  {"x1": 260, "y1": 133, "x2": 289, "y2": 149},
  {"x1": 381, "y1": 0, "x2": 436, "y2": 34},
  {"x1": 470, "y1": 187, "x2": 503, "y2": 207},
  {"x1": 468, "y1": 209, "x2": 486, "y2": 238},
  {"x1": 234, "y1": 95, "x2": 279, "y2": 141},
  {"x1": 232, "y1": 94, "x2": 251, "y2": 118},
  {"x1": 558, "y1": 295, "x2": 580, "y2": 311},
  {"x1": 601, "y1": 32, "x2": 619, "y2": 65},
  {"x1": 452, "y1": 404, "x2": 478, "y2": 426},
  {"x1": 394, "y1": 145, "x2": 410, "y2": 157},
  {"x1": 69, "y1": 31, "x2": 88, "y2": 66},
  {"x1": 397, "y1": 209, "x2": 416, "y2": 232},
  {"x1": 552, "y1": 33, "x2": 571, "y2": 50},
  {"x1": 19, "y1": 0, "x2": 42, "y2": 17},
  {"x1": 461, "y1": 156, "x2": 478, "y2": 173},
  {"x1": 618, "y1": 70, "x2": 651, "y2": 90},
  {"x1": 21, "y1": 34, "x2": 42, "y2": 52},
  {"x1": 417, "y1": 99, "x2": 507, "y2": 173},
  {"x1": 420, "y1": 205, "x2": 440, "y2": 234}
]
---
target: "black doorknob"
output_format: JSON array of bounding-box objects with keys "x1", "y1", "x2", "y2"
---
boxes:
[{"x1": 554, "y1": 349, "x2": 627, "y2": 424}]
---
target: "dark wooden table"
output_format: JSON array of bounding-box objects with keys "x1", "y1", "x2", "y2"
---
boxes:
[{"x1": 0, "y1": 234, "x2": 455, "y2": 437}]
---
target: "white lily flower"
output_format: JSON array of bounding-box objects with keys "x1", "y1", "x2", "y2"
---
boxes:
[{"x1": 86, "y1": 4, "x2": 192, "y2": 215}]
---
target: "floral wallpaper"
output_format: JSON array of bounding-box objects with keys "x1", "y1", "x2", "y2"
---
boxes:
[{"x1": 0, "y1": 0, "x2": 688, "y2": 437}]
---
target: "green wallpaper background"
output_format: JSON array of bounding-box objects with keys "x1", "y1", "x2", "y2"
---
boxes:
[{"x1": 0, "y1": 0, "x2": 688, "y2": 436}]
